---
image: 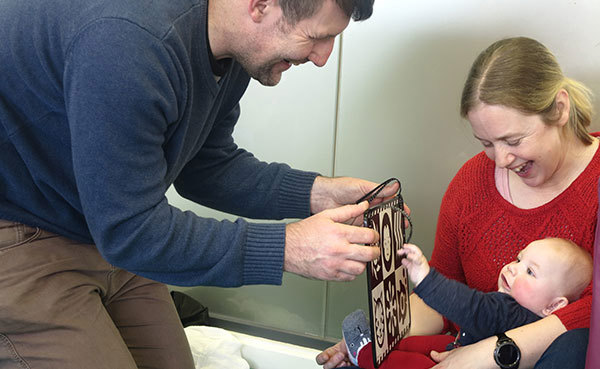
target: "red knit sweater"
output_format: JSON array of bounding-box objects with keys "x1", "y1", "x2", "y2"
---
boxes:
[{"x1": 430, "y1": 139, "x2": 600, "y2": 330}]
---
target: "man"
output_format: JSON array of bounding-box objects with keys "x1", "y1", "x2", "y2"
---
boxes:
[{"x1": 0, "y1": 0, "x2": 386, "y2": 368}]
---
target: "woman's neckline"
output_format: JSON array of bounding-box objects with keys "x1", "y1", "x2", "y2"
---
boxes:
[{"x1": 494, "y1": 136, "x2": 599, "y2": 210}]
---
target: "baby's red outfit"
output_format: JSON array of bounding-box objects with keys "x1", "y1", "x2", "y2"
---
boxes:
[{"x1": 357, "y1": 335, "x2": 455, "y2": 369}]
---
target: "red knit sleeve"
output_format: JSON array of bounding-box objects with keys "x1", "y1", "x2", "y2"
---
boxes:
[
  {"x1": 554, "y1": 287, "x2": 592, "y2": 330},
  {"x1": 554, "y1": 132, "x2": 600, "y2": 329},
  {"x1": 552, "y1": 148, "x2": 599, "y2": 330}
]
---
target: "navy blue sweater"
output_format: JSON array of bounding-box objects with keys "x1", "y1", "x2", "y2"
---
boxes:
[
  {"x1": 0, "y1": 0, "x2": 318, "y2": 286},
  {"x1": 414, "y1": 268, "x2": 540, "y2": 346}
]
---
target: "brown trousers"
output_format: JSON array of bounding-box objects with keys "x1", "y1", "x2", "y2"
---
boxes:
[{"x1": 0, "y1": 220, "x2": 195, "y2": 369}]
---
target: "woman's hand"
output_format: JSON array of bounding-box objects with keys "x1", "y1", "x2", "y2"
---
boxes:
[
  {"x1": 430, "y1": 337, "x2": 496, "y2": 369},
  {"x1": 315, "y1": 339, "x2": 351, "y2": 369},
  {"x1": 430, "y1": 316, "x2": 567, "y2": 368}
]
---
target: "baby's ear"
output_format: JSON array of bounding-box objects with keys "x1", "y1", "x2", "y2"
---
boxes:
[{"x1": 541, "y1": 297, "x2": 568, "y2": 316}]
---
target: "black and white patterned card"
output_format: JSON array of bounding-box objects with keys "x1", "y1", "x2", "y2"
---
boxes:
[{"x1": 363, "y1": 196, "x2": 411, "y2": 367}]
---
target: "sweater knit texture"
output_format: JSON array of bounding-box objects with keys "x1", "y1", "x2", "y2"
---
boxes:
[
  {"x1": 430, "y1": 136, "x2": 600, "y2": 330},
  {"x1": 0, "y1": 0, "x2": 318, "y2": 286}
]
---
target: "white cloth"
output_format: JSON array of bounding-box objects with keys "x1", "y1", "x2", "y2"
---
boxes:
[{"x1": 185, "y1": 326, "x2": 250, "y2": 369}]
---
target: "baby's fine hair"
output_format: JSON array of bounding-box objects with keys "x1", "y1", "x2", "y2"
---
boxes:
[{"x1": 547, "y1": 238, "x2": 593, "y2": 302}]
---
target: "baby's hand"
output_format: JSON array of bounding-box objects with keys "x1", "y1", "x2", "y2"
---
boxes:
[{"x1": 397, "y1": 243, "x2": 430, "y2": 286}]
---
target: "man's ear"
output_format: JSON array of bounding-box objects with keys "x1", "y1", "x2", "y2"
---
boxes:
[
  {"x1": 248, "y1": 0, "x2": 274, "y2": 23},
  {"x1": 541, "y1": 296, "x2": 568, "y2": 316},
  {"x1": 554, "y1": 89, "x2": 571, "y2": 127}
]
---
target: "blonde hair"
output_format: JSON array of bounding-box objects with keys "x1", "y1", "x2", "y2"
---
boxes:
[{"x1": 460, "y1": 37, "x2": 594, "y2": 145}]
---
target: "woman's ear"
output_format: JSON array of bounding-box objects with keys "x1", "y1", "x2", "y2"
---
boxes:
[
  {"x1": 554, "y1": 89, "x2": 571, "y2": 127},
  {"x1": 541, "y1": 296, "x2": 568, "y2": 316}
]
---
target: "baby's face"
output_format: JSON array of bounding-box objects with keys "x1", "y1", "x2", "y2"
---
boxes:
[{"x1": 497, "y1": 239, "x2": 566, "y2": 316}]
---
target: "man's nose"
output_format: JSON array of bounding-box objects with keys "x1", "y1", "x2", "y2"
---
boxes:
[{"x1": 308, "y1": 38, "x2": 335, "y2": 67}]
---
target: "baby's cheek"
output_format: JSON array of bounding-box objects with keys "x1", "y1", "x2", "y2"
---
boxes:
[{"x1": 511, "y1": 279, "x2": 537, "y2": 304}]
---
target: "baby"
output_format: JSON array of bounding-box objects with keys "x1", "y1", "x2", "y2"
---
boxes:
[{"x1": 342, "y1": 237, "x2": 593, "y2": 369}]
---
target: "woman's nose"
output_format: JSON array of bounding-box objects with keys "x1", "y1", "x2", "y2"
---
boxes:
[{"x1": 494, "y1": 146, "x2": 515, "y2": 169}]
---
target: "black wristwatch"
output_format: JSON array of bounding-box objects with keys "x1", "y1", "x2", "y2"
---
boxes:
[{"x1": 493, "y1": 332, "x2": 520, "y2": 369}]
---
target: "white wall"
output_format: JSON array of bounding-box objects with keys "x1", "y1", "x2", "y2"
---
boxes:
[
  {"x1": 337, "y1": 0, "x2": 600, "y2": 258},
  {"x1": 169, "y1": 0, "x2": 600, "y2": 341}
]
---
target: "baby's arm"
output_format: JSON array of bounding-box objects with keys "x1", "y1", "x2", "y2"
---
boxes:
[{"x1": 398, "y1": 243, "x2": 430, "y2": 286}]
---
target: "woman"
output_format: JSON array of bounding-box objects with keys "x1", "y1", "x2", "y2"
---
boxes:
[{"x1": 317, "y1": 37, "x2": 597, "y2": 369}]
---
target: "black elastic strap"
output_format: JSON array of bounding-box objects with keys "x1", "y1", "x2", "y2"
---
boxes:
[
  {"x1": 355, "y1": 178, "x2": 401, "y2": 204},
  {"x1": 357, "y1": 178, "x2": 413, "y2": 243}
]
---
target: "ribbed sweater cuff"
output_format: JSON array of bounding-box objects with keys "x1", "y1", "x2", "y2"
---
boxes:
[
  {"x1": 278, "y1": 169, "x2": 319, "y2": 219},
  {"x1": 243, "y1": 222, "x2": 286, "y2": 285}
]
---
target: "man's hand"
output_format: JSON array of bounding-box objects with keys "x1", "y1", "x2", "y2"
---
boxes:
[
  {"x1": 284, "y1": 202, "x2": 380, "y2": 281},
  {"x1": 398, "y1": 243, "x2": 431, "y2": 286},
  {"x1": 315, "y1": 339, "x2": 350, "y2": 369},
  {"x1": 310, "y1": 176, "x2": 401, "y2": 217}
]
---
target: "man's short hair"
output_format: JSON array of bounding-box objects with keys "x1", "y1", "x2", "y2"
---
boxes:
[{"x1": 279, "y1": 0, "x2": 374, "y2": 25}]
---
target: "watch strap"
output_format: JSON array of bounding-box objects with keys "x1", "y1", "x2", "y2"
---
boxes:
[{"x1": 494, "y1": 332, "x2": 520, "y2": 369}]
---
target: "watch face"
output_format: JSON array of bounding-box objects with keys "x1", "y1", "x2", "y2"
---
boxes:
[{"x1": 497, "y1": 343, "x2": 520, "y2": 365}]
